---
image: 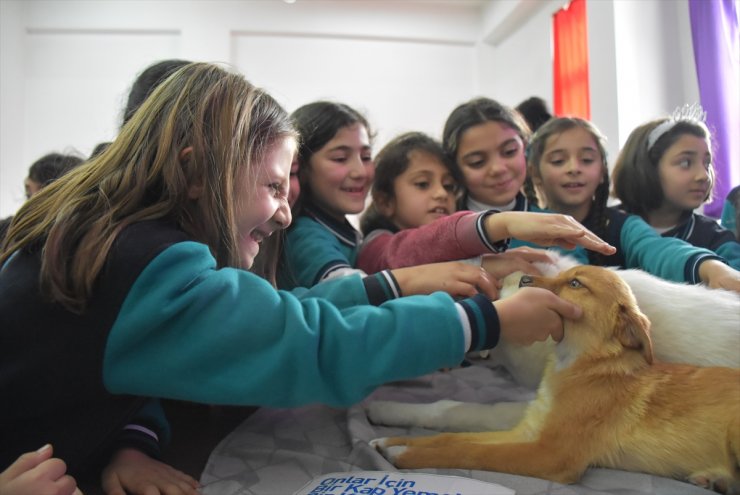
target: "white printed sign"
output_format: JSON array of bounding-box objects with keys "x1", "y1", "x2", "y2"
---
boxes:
[{"x1": 293, "y1": 471, "x2": 516, "y2": 495}]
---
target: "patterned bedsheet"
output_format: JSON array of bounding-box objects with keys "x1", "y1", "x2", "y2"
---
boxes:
[{"x1": 200, "y1": 364, "x2": 714, "y2": 495}]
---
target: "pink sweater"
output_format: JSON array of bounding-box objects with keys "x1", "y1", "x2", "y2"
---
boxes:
[{"x1": 357, "y1": 211, "x2": 502, "y2": 274}]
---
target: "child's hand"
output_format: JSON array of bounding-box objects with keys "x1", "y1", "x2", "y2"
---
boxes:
[
  {"x1": 485, "y1": 211, "x2": 616, "y2": 255},
  {"x1": 698, "y1": 259, "x2": 740, "y2": 294},
  {"x1": 101, "y1": 448, "x2": 198, "y2": 495},
  {"x1": 391, "y1": 261, "x2": 500, "y2": 300},
  {"x1": 494, "y1": 286, "x2": 582, "y2": 346},
  {"x1": 0, "y1": 444, "x2": 82, "y2": 495},
  {"x1": 480, "y1": 247, "x2": 552, "y2": 280}
]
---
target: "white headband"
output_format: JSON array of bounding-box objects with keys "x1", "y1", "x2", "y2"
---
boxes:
[{"x1": 647, "y1": 103, "x2": 708, "y2": 151}]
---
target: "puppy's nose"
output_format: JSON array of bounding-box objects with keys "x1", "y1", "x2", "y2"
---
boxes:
[{"x1": 519, "y1": 275, "x2": 534, "y2": 288}]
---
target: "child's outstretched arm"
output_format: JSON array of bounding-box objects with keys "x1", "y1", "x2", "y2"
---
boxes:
[
  {"x1": 484, "y1": 211, "x2": 616, "y2": 255},
  {"x1": 0, "y1": 444, "x2": 82, "y2": 495},
  {"x1": 391, "y1": 261, "x2": 499, "y2": 300}
]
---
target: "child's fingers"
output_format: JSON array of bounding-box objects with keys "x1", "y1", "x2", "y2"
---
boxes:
[
  {"x1": 162, "y1": 465, "x2": 200, "y2": 492},
  {"x1": 543, "y1": 226, "x2": 614, "y2": 254},
  {"x1": 577, "y1": 230, "x2": 616, "y2": 254},
  {"x1": 472, "y1": 267, "x2": 499, "y2": 300},
  {"x1": 475, "y1": 281, "x2": 499, "y2": 300},
  {"x1": 481, "y1": 257, "x2": 542, "y2": 279},
  {"x1": 100, "y1": 471, "x2": 126, "y2": 495},
  {"x1": 550, "y1": 295, "x2": 583, "y2": 321},
  {"x1": 445, "y1": 266, "x2": 498, "y2": 299},
  {"x1": 503, "y1": 247, "x2": 553, "y2": 264},
  {"x1": 37, "y1": 458, "x2": 70, "y2": 483},
  {"x1": 53, "y1": 474, "x2": 80, "y2": 495},
  {"x1": 711, "y1": 276, "x2": 740, "y2": 294},
  {"x1": 2, "y1": 445, "x2": 54, "y2": 481},
  {"x1": 453, "y1": 282, "x2": 486, "y2": 299}
]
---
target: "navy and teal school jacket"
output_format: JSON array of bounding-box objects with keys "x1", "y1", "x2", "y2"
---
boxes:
[
  {"x1": 461, "y1": 194, "x2": 722, "y2": 283},
  {"x1": 0, "y1": 219, "x2": 499, "y2": 475},
  {"x1": 279, "y1": 205, "x2": 364, "y2": 289},
  {"x1": 721, "y1": 185, "x2": 739, "y2": 237},
  {"x1": 661, "y1": 212, "x2": 740, "y2": 270}
]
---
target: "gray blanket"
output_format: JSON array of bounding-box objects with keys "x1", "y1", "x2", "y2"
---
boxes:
[{"x1": 200, "y1": 365, "x2": 714, "y2": 495}]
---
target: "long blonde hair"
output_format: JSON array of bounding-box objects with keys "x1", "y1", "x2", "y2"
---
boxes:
[{"x1": 1, "y1": 62, "x2": 296, "y2": 312}]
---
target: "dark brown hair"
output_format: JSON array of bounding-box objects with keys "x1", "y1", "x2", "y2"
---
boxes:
[{"x1": 612, "y1": 118, "x2": 714, "y2": 219}]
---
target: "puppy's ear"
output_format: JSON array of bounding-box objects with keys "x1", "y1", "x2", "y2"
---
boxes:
[{"x1": 615, "y1": 302, "x2": 654, "y2": 364}]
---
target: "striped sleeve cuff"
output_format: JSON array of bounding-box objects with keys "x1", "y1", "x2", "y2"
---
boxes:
[
  {"x1": 477, "y1": 211, "x2": 510, "y2": 253},
  {"x1": 455, "y1": 293, "x2": 501, "y2": 351},
  {"x1": 115, "y1": 423, "x2": 163, "y2": 460},
  {"x1": 686, "y1": 253, "x2": 724, "y2": 284},
  {"x1": 316, "y1": 261, "x2": 355, "y2": 284},
  {"x1": 363, "y1": 270, "x2": 402, "y2": 305}
]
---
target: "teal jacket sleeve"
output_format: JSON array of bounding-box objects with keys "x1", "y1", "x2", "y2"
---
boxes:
[
  {"x1": 103, "y1": 242, "x2": 472, "y2": 408},
  {"x1": 721, "y1": 189, "x2": 738, "y2": 235},
  {"x1": 281, "y1": 216, "x2": 363, "y2": 289},
  {"x1": 621, "y1": 215, "x2": 721, "y2": 283},
  {"x1": 716, "y1": 241, "x2": 740, "y2": 271},
  {"x1": 514, "y1": 204, "x2": 723, "y2": 282},
  {"x1": 287, "y1": 269, "x2": 399, "y2": 307}
]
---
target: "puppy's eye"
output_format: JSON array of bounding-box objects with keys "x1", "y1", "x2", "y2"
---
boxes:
[{"x1": 569, "y1": 279, "x2": 583, "y2": 288}]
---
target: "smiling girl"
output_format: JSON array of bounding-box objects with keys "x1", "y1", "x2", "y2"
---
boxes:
[
  {"x1": 442, "y1": 97, "x2": 533, "y2": 214},
  {"x1": 357, "y1": 131, "x2": 613, "y2": 281},
  {"x1": 526, "y1": 116, "x2": 740, "y2": 289},
  {"x1": 278, "y1": 101, "x2": 375, "y2": 289},
  {"x1": 611, "y1": 106, "x2": 739, "y2": 268}
]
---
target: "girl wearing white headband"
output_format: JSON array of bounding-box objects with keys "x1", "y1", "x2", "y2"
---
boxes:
[{"x1": 612, "y1": 104, "x2": 740, "y2": 270}]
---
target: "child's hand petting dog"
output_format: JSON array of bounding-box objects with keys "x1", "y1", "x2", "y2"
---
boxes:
[
  {"x1": 484, "y1": 211, "x2": 616, "y2": 255},
  {"x1": 391, "y1": 261, "x2": 500, "y2": 300},
  {"x1": 697, "y1": 259, "x2": 740, "y2": 294},
  {"x1": 494, "y1": 286, "x2": 581, "y2": 345},
  {"x1": 480, "y1": 247, "x2": 551, "y2": 280}
]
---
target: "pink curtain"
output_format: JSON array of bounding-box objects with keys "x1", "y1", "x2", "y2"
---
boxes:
[{"x1": 553, "y1": 0, "x2": 590, "y2": 119}]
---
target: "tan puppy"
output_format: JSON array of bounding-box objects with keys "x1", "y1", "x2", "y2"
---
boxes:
[
  {"x1": 372, "y1": 265, "x2": 740, "y2": 493},
  {"x1": 368, "y1": 252, "x2": 740, "y2": 433}
]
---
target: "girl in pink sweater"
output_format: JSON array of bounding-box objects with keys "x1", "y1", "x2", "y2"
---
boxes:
[{"x1": 357, "y1": 132, "x2": 613, "y2": 282}]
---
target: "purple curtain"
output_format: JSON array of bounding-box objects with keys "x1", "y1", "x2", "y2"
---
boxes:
[{"x1": 689, "y1": 0, "x2": 740, "y2": 218}]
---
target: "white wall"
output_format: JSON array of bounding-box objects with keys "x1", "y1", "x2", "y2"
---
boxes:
[
  {"x1": 478, "y1": 0, "x2": 558, "y2": 108},
  {"x1": 0, "y1": 0, "x2": 27, "y2": 217},
  {"x1": 0, "y1": 0, "x2": 707, "y2": 218},
  {"x1": 612, "y1": 0, "x2": 700, "y2": 149},
  {"x1": 0, "y1": 0, "x2": 485, "y2": 218},
  {"x1": 479, "y1": 0, "x2": 700, "y2": 166}
]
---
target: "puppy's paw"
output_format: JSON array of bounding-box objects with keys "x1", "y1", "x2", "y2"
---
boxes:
[
  {"x1": 370, "y1": 438, "x2": 406, "y2": 463},
  {"x1": 366, "y1": 401, "x2": 391, "y2": 425},
  {"x1": 369, "y1": 437, "x2": 387, "y2": 449},
  {"x1": 366, "y1": 400, "x2": 427, "y2": 427},
  {"x1": 688, "y1": 471, "x2": 732, "y2": 494}
]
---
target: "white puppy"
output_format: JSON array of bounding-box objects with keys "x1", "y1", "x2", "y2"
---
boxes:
[{"x1": 368, "y1": 252, "x2": 740, "y2": 432}]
